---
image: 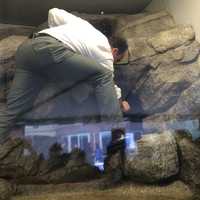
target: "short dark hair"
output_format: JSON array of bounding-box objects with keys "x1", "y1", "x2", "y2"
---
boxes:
[
  {"x1": 109, "y1": 36, "x2": 128, "y2": 55},
  {"x1": 91, "y1": 18, "x2": 117, "y2": 38}
]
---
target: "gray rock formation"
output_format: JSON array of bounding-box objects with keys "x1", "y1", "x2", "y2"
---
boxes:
[
  {"x1": 147, "y1": 25, "x2": 195, "y2": 53},
  {"x1": 0, "y1": 138, "x2": 100, "y2": 184},
  {"x1": 124, "y1": 24, "x2": 200, "y2": 118},
  {"x1": 1, "y1": 11, "x2": 200, "y2": 123},
  {"x1": 1, "y1": 10, "x2": 200, "y2": 188},
  {"x1": 0, "y1": 138, "x2": 41, "y2": 179},
  {"x1": 0, "y1": 36, "x2": 28, "y2": 102},
  {"x1": 124, "y1": 131, "x2": 179, "y2": 183},
  {"x1": 0, "y1": 179, "x2": 13, "y2": 200},
  {"x1": 38, "y1": 148, "x2": 100, "y2": 184},
  {"x1": 0, "y1": 24, "x2": 35, "y2": 40},
  {"x1": 0, "y1": 35, "x2": 28, "y2": 63},
  {"x1": 175, "y1": 130, "x2": 200, "y2": 190}
]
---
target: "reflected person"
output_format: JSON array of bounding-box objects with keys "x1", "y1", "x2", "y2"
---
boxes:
[{"x1": 0, "y1": 8, "x2": 130, "y2": 143}]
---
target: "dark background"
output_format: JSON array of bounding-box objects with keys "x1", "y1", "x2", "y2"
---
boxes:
[{"x1": 0, "y1": 0, "x2": 152, "y2": 26}]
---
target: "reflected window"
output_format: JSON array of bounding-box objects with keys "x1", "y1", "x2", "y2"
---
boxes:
[
  {"x1": 68, "y1": 133, "x2": 90, "y2": 152},
  {"x1": 125, "y1": 132, "x2": 136, "y2": 151},
  {"x1": 99, "y1": 131, "x2": 111, "y2": 154}
]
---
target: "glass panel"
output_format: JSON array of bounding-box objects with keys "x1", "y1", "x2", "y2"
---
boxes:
[
  {"x1": 70, "y1": 135, "x2": 78, "y2": 150},
  {"x1": 100, "y1": 131, "x2": 112, "y2": 154},
  {"x1": 125, "y1": 132, "x2": 136, "y2": 155},
  {"x1": 79, "y1": 135, "x2": 89, "y2": 150}
]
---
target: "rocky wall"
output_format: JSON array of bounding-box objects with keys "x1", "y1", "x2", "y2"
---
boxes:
[
  {"x1": 1, "y1": 10, "x2": 200, "y2": 199},
  {"x1": 0, "y1": 129, "x2": 199, "y2": 199},
  {"x1": 1, "y1": 11, "x2": 200, "y2": 124}
]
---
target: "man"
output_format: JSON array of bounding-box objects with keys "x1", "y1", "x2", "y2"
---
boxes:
[{"x1": 0, "y1": 8, "x2": 130, "y2": 143}]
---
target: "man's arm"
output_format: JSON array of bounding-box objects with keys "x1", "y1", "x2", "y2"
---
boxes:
[
  {"x1": 114, "y1": 84, "x2": 121, "y2": 99},
  {"x1": 48, "y1": 8, "x2": 80, "y2": 27}
]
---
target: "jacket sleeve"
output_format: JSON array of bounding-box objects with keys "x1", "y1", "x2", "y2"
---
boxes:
[
  {"x1": 48, "y1": 8, "x2": 80, "y2": 27},
  {"x1": 114, "y1": 84, "x2": 122, "y2": 99},
  {"x1": 100, "y1": 61, "x2": 122, "y2": 99}
]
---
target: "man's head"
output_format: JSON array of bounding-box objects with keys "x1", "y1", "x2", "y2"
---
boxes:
[
  {"x1": 109, "y1": 36, "x2": 128, "y2": 63},
  {"x1": 91, "y1": 18, "x2": 117, "y2": 38}
]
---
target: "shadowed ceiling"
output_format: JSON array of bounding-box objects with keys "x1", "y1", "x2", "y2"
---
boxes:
[{"x1": 0, "y1": 0, "x2": 152, "y2": 25}]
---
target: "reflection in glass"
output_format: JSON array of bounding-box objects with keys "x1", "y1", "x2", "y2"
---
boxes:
[{"x1": 25, "y1": 121, "x2": 143, "y2": 171}]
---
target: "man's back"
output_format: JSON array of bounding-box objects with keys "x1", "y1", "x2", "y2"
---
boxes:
[{"x1": 40, "y1": 8, "x2": 114, "y2": 71}]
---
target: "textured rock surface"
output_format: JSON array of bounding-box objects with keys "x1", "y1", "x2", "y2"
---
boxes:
[
  {"x1": 124, "y1": 131, "x2": 179, "y2": 183},
  {"x1": 118, "y1": 11, "x2": 175, "y2": 39},
  {"x1": 0, "y1": 138, "x2": 100, "y2": 184},
  {"x1": 38, "y1": 148, "x2": 100, "y2": 184},
  {"x1": 1, "y1": 11, "x2": 200, "y2": 122},
  {"x1": 175, "y1": 130, "x2": 200, "y2": 189},
  {"x1": 0, "y1": 36, "x2": 28, "y2": 102},
  {"x1": 0, "y1": 24, "x2": 35, "y2": 40},
  {"x1": 167, "y1": 79, "x2": 200, "y2": 118},
  {"x1": 0, "y1": 35, "x2": 28, "y2": 63},
  {"x1": 0, "y1": 138, "x2": 41, "y2": 179},
  {"x1": 124, "y1": 27, "x2": 200, "y2": 117},
  {"x1": 115, "y1": 13, "x2": 200, "y2": 122},
  {"x1": 1, "y1": 11, "x2": 200, "y2": 189},
  {"x1": 147, "y1": 25, "x2": 195, "y2": 53},
  {"x1": 0, "y1": 179, "x2": 13, "y2": 200}
]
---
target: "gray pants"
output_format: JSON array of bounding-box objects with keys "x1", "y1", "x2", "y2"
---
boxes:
[{"x1": 0, "y1": 35, "x2": 122, "y2": 142}]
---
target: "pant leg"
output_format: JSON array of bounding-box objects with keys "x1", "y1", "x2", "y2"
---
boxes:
[
  {"x1": 0, "y1": 68, "x2": 44, "y2": 142},
  {"x1": 0, "y1": 38, "x2": 46, "y2": 143},
  {"x1": 44, "y1": 49, "x2": 123, "y2": 123},
  {"x1": 0, "y1": 35, "x2": 123, "y2": 143},
  {"x1": 29, "y1": 36, "x2": 122, "y2": 122}
]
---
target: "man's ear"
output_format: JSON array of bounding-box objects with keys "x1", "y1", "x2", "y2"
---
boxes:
[{"x1": 112, "y1": 48, "x2": 119, "y2": 56}]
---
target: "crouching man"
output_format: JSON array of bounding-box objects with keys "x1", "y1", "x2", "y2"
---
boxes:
[{"x1": 0, "y1": 8, "x2": 130, "y2": 143}]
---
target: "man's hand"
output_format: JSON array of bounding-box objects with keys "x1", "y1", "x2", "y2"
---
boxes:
[{"x1": 120, "y1": 100, "x2": 131, "y2": 113}]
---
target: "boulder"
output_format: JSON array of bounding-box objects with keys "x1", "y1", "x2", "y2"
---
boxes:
[
  {"x1": 167, "y1": 79, "x2": 200, "y2": 118},
  {"x1": 141, "y1": 77, "x2": 200, "y2": 132},
  {"x1": 128, "y1": 38, "x2": 156, "y2": 61},
  {"x1": 119, "y1": 11, "x2": 175, "y2": 62},
  {"x1": 126, "y1": 40, "x2": 200, "y2": 117},
  {"x1": 147, "y1": 25, "x2": 195, "y2": 53},
  {"x1": 111, "y1": 20, "x2": 200, "y2": 121},
  {"x1": 175, "y1": 130, "x2": 200, "y2": 189},
  {"x1": 118, "y1": 11, "x2": 175, "y2": 39},
  {"x1": 124, "y1": 131, "x2": 179, "y2": 183}
]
